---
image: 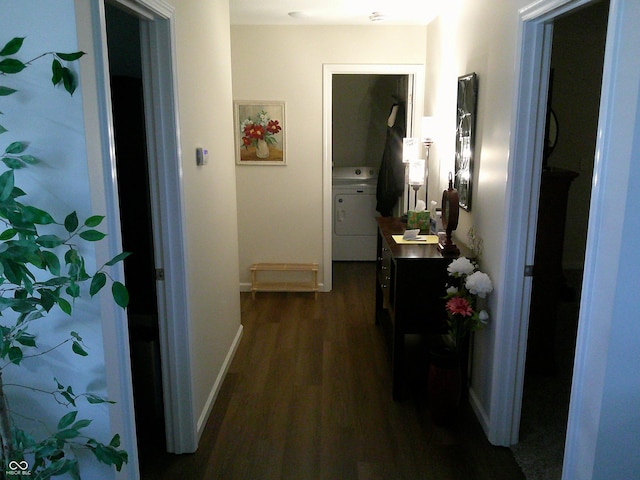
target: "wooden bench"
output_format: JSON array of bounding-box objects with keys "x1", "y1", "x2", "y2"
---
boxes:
[{"x1": 250, "y1": 263, "x2": 319, "y2": 299}]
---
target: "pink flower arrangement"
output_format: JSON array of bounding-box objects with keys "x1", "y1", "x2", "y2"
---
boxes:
[{"x1": 443, "y1": 256, "x2": 493, "y2": 351}]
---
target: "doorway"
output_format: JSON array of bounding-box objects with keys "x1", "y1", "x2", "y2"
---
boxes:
[
  {"x1": 511, "y1": 2, "x2": 609, "y2": 476},
  {"x1": 322, "y1": 64, "x2": 425, "y2": 290},
  {"x1": 96, "y1": 0, "x2": 197, "y2": 456},
  {"x1": 104, "y1": 3, "x2": 167, "y2": 467}
]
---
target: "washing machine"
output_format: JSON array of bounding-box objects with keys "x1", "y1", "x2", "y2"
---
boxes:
[{"x1": 332, "y1": 166, "x2": 379, "y2": 261}]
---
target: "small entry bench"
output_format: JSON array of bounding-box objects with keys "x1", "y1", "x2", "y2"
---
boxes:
[{"x1": 250, "y1": 262, "x2": 319, "y2": 300}]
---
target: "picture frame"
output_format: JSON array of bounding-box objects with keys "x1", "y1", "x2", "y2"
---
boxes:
[
  {"x1": 234, "y1": 101, "x2": 286, "y2": 165},
  {"x1": 455, "y1": 73, "x2": 478, "y2": 211}
]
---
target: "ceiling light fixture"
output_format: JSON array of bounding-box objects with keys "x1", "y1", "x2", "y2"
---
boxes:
[{"x1": 369, "y1": 11, "x2": 387, "y2": 22}]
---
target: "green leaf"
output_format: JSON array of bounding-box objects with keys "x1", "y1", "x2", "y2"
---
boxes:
[
  {"x1": 72, "y1": 419, "x2": 92, "y2": 430},
  {"x1": 112, "y1": 281, "x2": 129, "y2": 308},
  {"x1": 0, "y1": 58, "x2": 26, "y2": 74},
  {"x1": 51, "y1": 58, "x2": 63, "y2": 86},
  {"x1": 42, "y1": 251, "x2": 61, "y2": 275},
  {"x1": 5, "y1": 141, "x2": 27, "y2": 154},
  {"x1": 65, "y1": 248, "x2": 79, "y2": 265},
  {"x1": 84, "y1": 215, "x2": 104, "y2": 227},
  {"x1": 0, "y1": 228, "x2": 17, "y2": 240},
  {"x1": 79, "y1": 229, "x2": 106, "y2": 241},
  {"x1": 86, "y1": 394, "x2": 114, "y2": 404},
  {"x1": 36, "y1": 234, "x2": 65, "y2": 248},
  {"x1": 39, "y1": 289, "x2": 56, "y2": 312},
  {"x1": 15, "y1": 332, "x2": 36, "y2": 347},
  {"x1": 0, "y1": 123, "x2": 6, "y2": 135},
  {"x1": 105, "y1": 251, "x2": 132, "y2": 266},
  {"x1": 55, "y1": 428, "x2": 80, "y2": 440},
  {"x1": 66, "y1": 282, "x2": 80, "y2": 298},
  {"x1": 61, "y1": 67, "x2": 76, "y2": 95},
  {"x1": 58, "y1": 297, "x2": 72, "y2": 315},
  {"x1": 109, "y1": 433, "x2": 121, "y2": 448},
  {"x1": 58, "y1": 410, "x2": 78, "y2": 430},
  {"x1": 19, "y1": 154, "x2": 38, "y2": 165},
  {"x1": 61, "y1": 388, "x2": 76, "y2": 406},
  {"x1": 0, "y1": 169, "x2": 14, "y2": 201},
  {"x1": 23, "y1": 206, "x2": 56, "y2": 224},
  {"x1": 90, "y1": 443, "x2": 128, "y2": 471},
  {"x1": 1, "y1": 157, "x2": 25, "y2": 169},
  {"x1": 72, "y1": 340, "x2": 88, "y2": 356},
  {"x1": 0, "y1": 86, "x2": 17, "y2": 96},
  {"x1": 56, "y1": 51, "x2": 86, "y2": 61},
  {"x1": 64, "y1": 211, "x2": 79, "y2": 232},
  {"x1": 89, "y1": 272, "x2": 107, "y2": 296},
  {"x1": 0, "y1": 37, "x2": 25, "y2": 56},
  {"x1": 8, "y1": 346, "x2": 23, "y2": 364}
]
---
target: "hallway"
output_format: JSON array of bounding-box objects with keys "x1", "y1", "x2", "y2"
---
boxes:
[{"x1": 141, "y1": 262, "x2": 524, "y2": 479}]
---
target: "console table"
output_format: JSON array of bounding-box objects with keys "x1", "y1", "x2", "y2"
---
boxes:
[{"x1": 375, "y1": 217, "x2": 469, "y2": 400}]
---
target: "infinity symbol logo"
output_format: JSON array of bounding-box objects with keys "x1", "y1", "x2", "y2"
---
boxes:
[{"x1": 8, "y1": 460, "x2": 29, "y2": 471}]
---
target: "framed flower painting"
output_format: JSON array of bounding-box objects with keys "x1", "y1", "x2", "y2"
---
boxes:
[{"x1": 234, "y1": 101, "x2": 286, "y2": 165}]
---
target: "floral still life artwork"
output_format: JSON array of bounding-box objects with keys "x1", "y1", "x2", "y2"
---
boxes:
[
  {"x1": 235, "y1": 101, "x2": 285, "y2": 165},
  {"x1": 443, "y1": 256, "x2": 493, "y2": 352}
]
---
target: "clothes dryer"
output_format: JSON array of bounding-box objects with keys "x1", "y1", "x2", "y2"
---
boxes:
[{"x1": 332, "y1": 167, "x2": 379, "y2": 261}]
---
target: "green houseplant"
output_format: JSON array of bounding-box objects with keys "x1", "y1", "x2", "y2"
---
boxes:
[{"x1": 0, "y1": 36, "x2": 129, "y2": 477}]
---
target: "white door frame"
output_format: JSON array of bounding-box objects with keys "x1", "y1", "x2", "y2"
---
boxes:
[
  {"x1": 90, "y1": 0, "x2": 196, "y2": 457},
  {"x1": 322, "y1": 64, "x2": 424, "y2": 291},
  {"x1": 496, "y1": 0, "x2": 637, "y2": 476}
]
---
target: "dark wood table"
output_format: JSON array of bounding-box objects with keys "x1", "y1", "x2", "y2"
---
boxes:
[{"x1": 375, "y1": 217, "x2": 469, "y2": 400}]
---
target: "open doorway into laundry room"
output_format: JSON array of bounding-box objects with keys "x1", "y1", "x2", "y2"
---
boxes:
[
  {"x1": 511, "y1": 2, "x2": 609, "y2": 477},
  {"x1": 323, "y1": 64, "x2": 424, "y2": 291},
  {"x1": 331, "y1": 74, "x2": 408, "y2": 264}
]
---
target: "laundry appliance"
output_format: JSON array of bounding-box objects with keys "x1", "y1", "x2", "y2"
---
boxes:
[{"x1": 332, "y1": 166, "x2": 379, "y2": 261}]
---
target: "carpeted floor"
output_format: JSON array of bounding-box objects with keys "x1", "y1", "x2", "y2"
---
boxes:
[{"x1": 511, "y1": 269, "x2": 582, "y2": 479}]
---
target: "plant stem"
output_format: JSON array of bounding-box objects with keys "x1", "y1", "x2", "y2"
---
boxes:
[{"x1": 0, "y1": 369, "x2": 16, "y2": 465}]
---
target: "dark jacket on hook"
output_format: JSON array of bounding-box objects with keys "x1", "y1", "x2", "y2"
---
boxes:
[{"x1": 376, "y1": 101, "x2": 406, "y2": 217}]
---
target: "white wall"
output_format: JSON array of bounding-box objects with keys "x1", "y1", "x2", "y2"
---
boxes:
[
  {"x1": 230, "y1": 26, "x2": 427, "y2": 288},
  {"x1": 170, "y1": 0, "x2": 243, "y2": 440},
  {"x1": 428, "y1": 2, "x2": 640, "y2": 478},
  {"x1": 425, "y1": 0, "x2": 529, "y2": 429},
  {"x1": 3, "y1": 0, "x2": 243, "y2": 476}
]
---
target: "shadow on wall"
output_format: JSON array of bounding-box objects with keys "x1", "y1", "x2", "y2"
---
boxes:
[{"x1": 332, "y1": 74, "x2": 408, "y2": 168}]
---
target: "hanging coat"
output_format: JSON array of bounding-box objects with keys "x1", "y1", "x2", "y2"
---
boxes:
[{"x1": 376, "y1": 101, "x2": 407, "y2": 217}]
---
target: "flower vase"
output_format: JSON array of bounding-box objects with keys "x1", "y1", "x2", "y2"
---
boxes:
[
  {"x1": 427, "y1": 346, "x2": 461, "y2": 427},
  {"x1": 255, "y1": 139, "x2": 270, "y2": 159}
]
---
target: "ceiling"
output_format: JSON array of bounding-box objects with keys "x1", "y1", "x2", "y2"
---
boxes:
[{"x1": 229, "y1": 0, "x2": 444, "y2": 26}]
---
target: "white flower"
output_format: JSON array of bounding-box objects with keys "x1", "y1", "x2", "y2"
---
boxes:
[
  {"x1": 447, "y1": 257, "x2": 475, "y2": 276},
  {"x1": 446, "y1": 286, "x2": 459, "y2": 295},
  {"x1": 465, "y1": 271, "x2": 493, "y2": 298},
  {"x1": 478, "y1": 309, "x2": 490, "y2": 324}
]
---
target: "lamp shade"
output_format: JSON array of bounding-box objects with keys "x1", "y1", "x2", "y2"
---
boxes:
[
  {"x1": 409, "y1": 158, "x2": 426, "y2": 186},
  {"x1": 402, "y1": 137, "x2": 420, "y2": 163},
  {"x1": 421, "y1": 116, "x2": 435, "y2": 143}
]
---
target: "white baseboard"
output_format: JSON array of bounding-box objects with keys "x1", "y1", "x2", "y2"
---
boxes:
[
  {"x1": 195, "y1": 324, "x2": 243, "y2": 438},
  {"x1": 468, "y1": 385, "x2": 491, "y2": 440}
]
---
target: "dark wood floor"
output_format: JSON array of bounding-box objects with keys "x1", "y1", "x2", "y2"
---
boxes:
[{"x1": 139, "y1": 262, "x2": 525, "y2": 479}]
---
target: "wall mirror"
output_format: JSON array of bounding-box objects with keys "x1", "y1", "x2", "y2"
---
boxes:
[{"x1": 455, "y1": 72, "x2": 478, "y2": 211}]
